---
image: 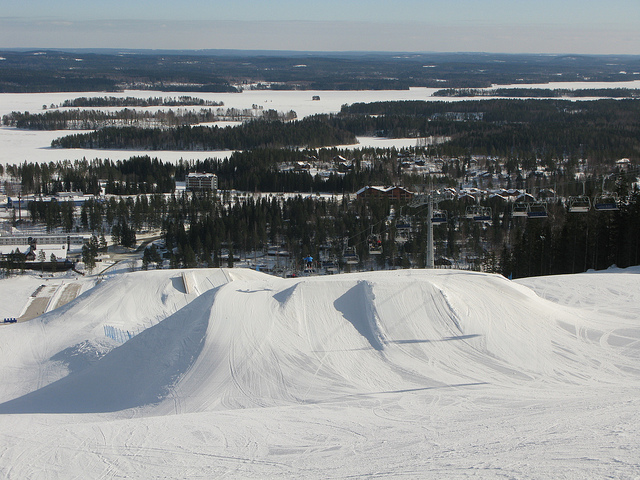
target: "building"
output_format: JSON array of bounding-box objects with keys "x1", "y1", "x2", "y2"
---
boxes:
[
  {"x1": 616, "y1": 158, "x2": 631, "y2": 171},
  {"x1": 0, "y1": 234, "x2": 84, "y2": 249},
  {"x1": 186, "y1": 173, "x2": 218, "y2": 192},
  {"x1": 0, "y1": 234, "x2": 84, "y2": 263},
  {"x1": 356, "y1": 186, "x2": 414, "y2": 201}
]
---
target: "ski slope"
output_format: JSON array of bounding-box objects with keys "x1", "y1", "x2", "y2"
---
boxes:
[{"x1": 0, "y1": 267, "x2": 639, "y2": 478}]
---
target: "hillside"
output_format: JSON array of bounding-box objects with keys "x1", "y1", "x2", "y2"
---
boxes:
[{"x1": 0, "y1": 267, "x2": 639, "y2": 477}]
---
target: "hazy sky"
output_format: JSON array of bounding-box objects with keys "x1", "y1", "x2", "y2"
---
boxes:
[{"x1": 1, "y1": 0, "x2": 639, "y2": 54}]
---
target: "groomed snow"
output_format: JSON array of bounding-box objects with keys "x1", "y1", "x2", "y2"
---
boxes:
[{"x1": 0, "y1": 267, "x2": 639, "y2": 478}]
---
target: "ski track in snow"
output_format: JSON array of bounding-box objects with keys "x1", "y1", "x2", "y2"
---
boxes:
[{"x1": 0, "y1": 267, "x2": 640, "y2": 478}]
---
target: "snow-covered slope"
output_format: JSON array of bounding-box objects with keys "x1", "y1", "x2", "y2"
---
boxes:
[
  {"x1": 1, "y1": 267, "x2": 639, "y2": 478},
  {"x1": 0, "y1": 268, "x2": 229, "y2": 404}
]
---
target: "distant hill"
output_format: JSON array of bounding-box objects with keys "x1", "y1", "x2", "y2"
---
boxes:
[{"x1": 1, "y1": 49, "x2": 639, "y2": 92}]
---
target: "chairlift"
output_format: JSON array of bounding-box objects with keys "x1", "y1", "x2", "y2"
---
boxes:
[
  {"x1": 368, "y1": 234, "x2": 383, "y2": 255},
  {"x1": 343, "y1": 246, "x2": 359, "y2": 264},
  {"x1": 323, "y1": 257, "x2": 339, "y2": 273},
  {"x1": 511, "y1": 202, "x2": 529, "y2": 217},
  {"x1": 395, "y1": 217, "x2": 411, "y2": 230},
  {"x1": 395, "y1": 219, "x2": 411, "y2": 243},
  {"x1": 568, "y1": 196, "x2": 591, "y2": 213},
  {"x1": 466, "y1": 205, "x2": 492, "y2": 223},
  {"x1": 527, "y1": 201, "x2": 548, "y2": 219},
  {"x1": 431, "y1": 210, "x2": 447, "y2": 224},
  {"x1": 594, "y1": 194, "x2": 619, "y2": 211}
]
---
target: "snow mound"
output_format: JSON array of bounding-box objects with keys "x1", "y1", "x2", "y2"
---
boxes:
[
  {"x1": 0, "y1": 289, "x2": 213, "y2": 414},
  {"x1": 2, "y1": 268, "x2": 638, "y2": 416},
  {"x1": 159, "y1": 269, "x2": 640, "y2": 414},
  {"x1": 0, "y1": 268, "x2": 233, "y2": 404}
]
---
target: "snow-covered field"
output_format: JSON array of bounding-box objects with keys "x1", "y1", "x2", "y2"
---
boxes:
[
  {"x1": 3, "y1": 81, "x2": 640, "y2": 166},
  {"x1": 0, "y1": 266, "x2": 639, "y2": 478}
]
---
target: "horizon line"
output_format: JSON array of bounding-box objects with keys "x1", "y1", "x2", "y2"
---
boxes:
[{"x1": 2, "y1": 48, "x2": 640, "y2": 57}]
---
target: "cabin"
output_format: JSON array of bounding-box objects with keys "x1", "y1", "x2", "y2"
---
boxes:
[{"x1": 616, "y1": 158, "x2": 631, "y2": 171}]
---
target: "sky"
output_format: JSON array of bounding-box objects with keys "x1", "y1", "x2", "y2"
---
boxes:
[{"x1": 1, "y1": 0, "x2": 639, "y2": 54}]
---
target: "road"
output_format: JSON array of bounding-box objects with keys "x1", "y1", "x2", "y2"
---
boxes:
[{"x1": 97, "y1": 232, "x2": 163, "y2": 275}]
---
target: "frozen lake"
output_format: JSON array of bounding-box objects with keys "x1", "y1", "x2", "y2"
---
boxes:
[{"x1": 2, "y1": 80, "x2": 640, "y2": 166}]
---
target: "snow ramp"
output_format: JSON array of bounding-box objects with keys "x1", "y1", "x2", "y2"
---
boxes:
[
  {"x1": 154, "y1": 269, "x2": 612, "y2": 414},
  {"x1": 1, "y1": 268, "x2": 632, "y2": 415},
  {"x1": 0, "y1": 268, "x2": 233, "y2": 406},
  {"x1": 0, "y1": 288, "x2": 215, "y2": 414}
]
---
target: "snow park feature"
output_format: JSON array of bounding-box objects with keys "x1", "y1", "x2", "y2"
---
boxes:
[{"x1": 0, "y1": 266, "x2": 640, "y2": 477}]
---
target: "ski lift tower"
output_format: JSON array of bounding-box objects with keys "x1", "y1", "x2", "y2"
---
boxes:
[{"x1": 409, "y1": 192, "x2": 446, "y2": 269}]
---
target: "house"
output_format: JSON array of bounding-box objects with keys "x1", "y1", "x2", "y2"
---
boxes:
[
  {"x1": 515, "y1": 193, "x2": 535, "y2": 202},
  {"x1": 294, "y1": 161, "x2": 311, "y2": 172},
  {"x1": 457, "y1": 192, "x2": 477, "y2": 203},
  {"x1": 616, "y1": 158, "x2": 631, "y2": 171},
  {"x1": 488, "y1": 193, "x2": 508, "y2": 202}
]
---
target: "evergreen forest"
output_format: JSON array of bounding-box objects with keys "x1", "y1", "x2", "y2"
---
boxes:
[
  {"x1": 48, "y1": 99, "x2": 640, "y2": 165},
  {"x1": 3, "y1": 95, "x2": 640, "y2": 279}
]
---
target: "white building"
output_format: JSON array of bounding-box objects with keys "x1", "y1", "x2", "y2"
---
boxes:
[{"x1": 0, "y1": 235, "x2": 80, "y2": 262}]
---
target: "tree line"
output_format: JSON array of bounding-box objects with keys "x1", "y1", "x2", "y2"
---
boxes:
[
  {"x1": 432, "y1": 88, "x2": 640, "y2": 98},
  {"x1": 58, "y1": 96, "x2": 223, "y2": 108},
  {"x1": 186, "y1": 147, "x2": 401, "y2": 193},
  {"x1": 51, "y1": 115, "x2": 356, "y2": 150},
  {"x1": 152, "y1": 186, "x2": 640, "y2": 276},
  {"x1": 8, "y1": 156, "x2": 176, "y2": 196},
  {"x1": 502, "y1": 192, "x2": 640, "y2": 278},
  {"x1": 4, "y1": 107, "x2": 295, "y2": 130},
  {"x1": 337, "y1": 99, "x2": 640, "y2": 163},
  {"x1": 3, "y1": 50, "x2": 640, "y2": 93},
  {"x1": 15, "y1": 165, "x2": 640, "y2": 277},
  {"x1": 46, "y1": 98, "x2": 640, "y2": 166}
]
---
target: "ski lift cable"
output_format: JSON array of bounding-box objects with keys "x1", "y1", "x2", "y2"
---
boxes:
[
  {"x1": 551, "y1": 167, "x2": 640, "y2": 195},
  {"x1": 342, "y1": 202, "x2": 429, "y2": 248},
  {"x1": 342, "y1": 165, "x2": 639, "y2": 251},
  {"x1": 342, "y1": 199, "x2": 438, "y2": 252}
]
